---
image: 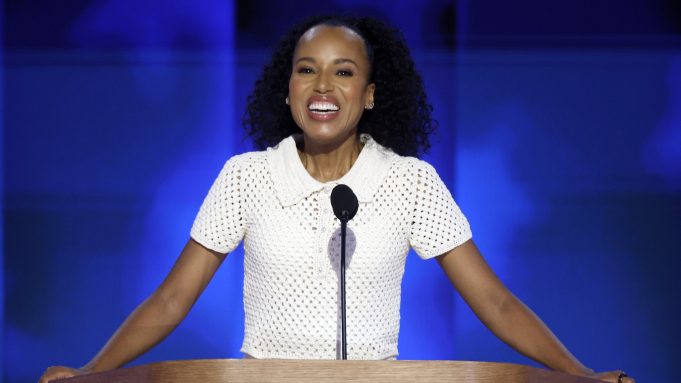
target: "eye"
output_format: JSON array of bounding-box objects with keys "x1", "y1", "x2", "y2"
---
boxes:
[
  {"x1": 297, "y1": 67, "x2": 314, "y2": 74},
  {"x1": 337, "y1": 69, "x2": 354, "y2": 77}
]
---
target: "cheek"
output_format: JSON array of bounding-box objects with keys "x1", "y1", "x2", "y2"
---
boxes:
[
  {"x1": 289, "y1": 78, "x2": 306, "y2": 98},
  {"x1": 287, "y1": 79, "x2": 306, "y2": 128},
  {"x1": 346, "y1": 81, "x2": 369, "y2": 100},
  {"x1": 342, "y1": 86, "x2": 368, "y2": 111},
  {"x1": 288, "y1": 81, "x2": 308, "y2": 111}
]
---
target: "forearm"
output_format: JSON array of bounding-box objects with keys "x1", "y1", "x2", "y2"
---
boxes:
[
  {"x1": 80, "y1": 290, "x2": 189, "y2": 372},
  {"x1": 487, "y1": 293, "x2": 593, "y2": 376},
  {"x1": 436, "y1": 243, "x2": 594, "y2": 376}
]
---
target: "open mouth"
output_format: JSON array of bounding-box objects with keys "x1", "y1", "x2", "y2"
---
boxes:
[
  {"x1": 308, "y1": 101, "x2": 340, "y2": 114},
  {"x1": 305, "y1": 96, "x2": 341, "y2": 121}
]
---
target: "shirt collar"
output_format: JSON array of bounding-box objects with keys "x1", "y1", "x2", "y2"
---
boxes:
[{"x1": 266, "y1": 134, "x2": 397, "y2": 207}]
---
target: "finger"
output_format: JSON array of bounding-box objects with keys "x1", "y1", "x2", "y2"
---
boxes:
[
  {"x1": 589, "y1": 370, "x2": 626, "y2": 383},
  {"x1": 40, "y1": 370, "x2": 76, "y2": 383},
  {"x1": 616, "y1": 370, "x2": 634, "y2": 383},
  {"x1": 51, "y1": 372, "x2": 77, "y2": 382},
  {"x1": 39, "y1": 368, "x2": 57, "y2": 383},
  {"x1": 46, "y1": 375, "x2": 71, "y2": 383},
  {"x1": 41, "y1": 374, "x2": 59, "y2": 383}
]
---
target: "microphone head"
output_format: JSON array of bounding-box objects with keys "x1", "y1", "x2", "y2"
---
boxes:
[{"x1": 330, "y1": 184, "x2": 359, "y2": 221}]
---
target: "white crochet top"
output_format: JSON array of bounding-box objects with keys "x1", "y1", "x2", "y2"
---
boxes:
[{"x1": 190, "y1": 134, "x2": 472, "y2": 360}]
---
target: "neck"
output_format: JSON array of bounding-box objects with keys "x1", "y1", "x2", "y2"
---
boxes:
[{"x1": 298, "y1": 134, "x2": 363, "y2": 183}]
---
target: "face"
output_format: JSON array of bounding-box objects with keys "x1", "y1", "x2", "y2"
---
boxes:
[{"x1": 288, "y1": 25, "x2": 375, "y2": 148}]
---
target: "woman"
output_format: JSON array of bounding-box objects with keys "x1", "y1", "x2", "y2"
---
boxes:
[{"x1": 40, "y1": 16, "x2": 633, "y2": 383}]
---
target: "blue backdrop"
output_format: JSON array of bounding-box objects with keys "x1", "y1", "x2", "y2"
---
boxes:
[{"x1": 3, "y1": 1, "x2": 680, "y2": 382}]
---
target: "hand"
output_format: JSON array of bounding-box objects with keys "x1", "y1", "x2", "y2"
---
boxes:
[
  {"x1": 39, "y1": 366, "x2": 87, "y2": 383},
  {"x1": 589, "y1": 370, "x2": 635, "y2": 383}
]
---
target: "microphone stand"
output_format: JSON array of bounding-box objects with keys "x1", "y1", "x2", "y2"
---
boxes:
[
  {"x1": 330, "y1": 184, "x2": 357, "y2": 361},
  {"x1": 340, "y1": 211, "x2": 348, "y2": 360}
]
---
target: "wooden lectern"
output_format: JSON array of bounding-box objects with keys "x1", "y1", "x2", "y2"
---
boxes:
[{"x1": 59, "y1": 359, "x2": 604, "y2": 382}]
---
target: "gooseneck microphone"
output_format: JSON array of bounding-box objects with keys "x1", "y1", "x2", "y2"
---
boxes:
[{"x1": 330, "y1": 184, "x2": 358, "y2": 360}]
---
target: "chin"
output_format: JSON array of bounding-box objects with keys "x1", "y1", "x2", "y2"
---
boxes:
[{"x1": 303, "y1": 127, "x2": 356, "y2": 146}]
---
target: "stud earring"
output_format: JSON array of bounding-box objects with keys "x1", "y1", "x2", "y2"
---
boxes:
[
  {"x1": 285, "y1": 96, "x2": 290, "y2": 105},
  {"x1": 365, "y1": 102, "x2": 374, "y2": 110}
]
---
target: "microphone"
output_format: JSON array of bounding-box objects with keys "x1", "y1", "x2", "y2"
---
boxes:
[
  {"x1": 331, "y1": 184, "x2": 359, "y2": 222},
  {"x1": 330, "y1": 184, "x2": 358, "y2": 360}
]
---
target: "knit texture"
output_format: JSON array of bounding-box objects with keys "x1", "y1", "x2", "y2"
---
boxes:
[{"x1": 190, "y1": 134, "x2": 472, "y2": 359}]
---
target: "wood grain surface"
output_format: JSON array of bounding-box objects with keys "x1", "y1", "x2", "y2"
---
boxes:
[{"x1": 59, "y1": 359, "x2": 604, "y2": 383}]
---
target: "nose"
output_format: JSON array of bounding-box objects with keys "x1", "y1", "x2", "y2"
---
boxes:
[{"x1": 314, "y1": 71, "x2": 334, "y2": 93}]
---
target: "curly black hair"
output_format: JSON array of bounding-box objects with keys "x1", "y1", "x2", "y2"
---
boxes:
[{"x1": 244, "y1": 15, "x2": 436, "y2": 157}]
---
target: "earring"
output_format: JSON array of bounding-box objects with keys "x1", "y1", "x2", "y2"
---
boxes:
[
  {"x1": 365, "y1": 102, "x2": 374, "y2": 110},
  {"x1": 285, "y1": 96, "x2": 290, "y2": 105}
]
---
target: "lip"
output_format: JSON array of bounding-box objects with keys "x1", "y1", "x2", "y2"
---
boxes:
[{"x1": 306, "y1": 95, "x2": 341, "y2": 121}]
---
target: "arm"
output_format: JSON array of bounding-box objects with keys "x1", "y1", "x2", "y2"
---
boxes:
[
  {"x1": 435, "y1": 239, "x2": 593, "y2": 375},
  {"x1": 40, "y1": 239, "x2": 225, "y2": 382}
]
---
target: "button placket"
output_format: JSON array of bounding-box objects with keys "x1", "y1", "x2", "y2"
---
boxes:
[
  {"x1": 316, "y1": 187, "x2": 338, "y2": 279},
  {"x1": 313, "y1": 191, "x2": 327, "y2": 276}
]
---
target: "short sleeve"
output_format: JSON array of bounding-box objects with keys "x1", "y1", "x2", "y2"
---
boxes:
[
  {"x1": 190, "y1": 156, "x2": 247, "y2": 254},
  {"x1": 409, "y1": 161, "x2": 472, "y2": 259}
]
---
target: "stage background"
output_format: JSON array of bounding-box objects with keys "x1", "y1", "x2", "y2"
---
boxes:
[{"x1": 3, "y1": 1, "x2": 680, "y2": 382}]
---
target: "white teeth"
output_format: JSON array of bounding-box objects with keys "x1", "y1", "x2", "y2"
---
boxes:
[{"x1": 308, "y1": 102, "x2": 339, "y2": 112}]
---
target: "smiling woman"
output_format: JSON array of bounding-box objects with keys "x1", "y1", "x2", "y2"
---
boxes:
[
  {"x1": 244, "y1": 16, "x2": 435, "y2": 158},
  {"x1": 40, "y1": 15, "x2": 634, "y2": 383},
  {"x1": 288, "y1": 25, "x2": 375, "y2": 181},
  {"x1": 288, "y1": 25, "x2": 375, "y2": 152}
]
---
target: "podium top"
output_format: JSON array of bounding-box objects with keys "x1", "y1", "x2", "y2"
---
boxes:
[{"x1": 60, "y1": 359, "x2": 603, "y2": 383}]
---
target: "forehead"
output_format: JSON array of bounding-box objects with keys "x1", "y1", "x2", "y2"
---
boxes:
[{"x1": 294, "y1": 25, "x2": 368, "y2": 60}]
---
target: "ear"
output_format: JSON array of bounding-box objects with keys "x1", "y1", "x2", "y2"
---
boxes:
[{"x1": 365, "y1": 83, "x2": 376, "y2": 105}]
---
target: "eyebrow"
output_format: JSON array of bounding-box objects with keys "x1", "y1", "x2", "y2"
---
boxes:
[{"x1": 295, "y1": 57, "x2": 359, "y2": 68}]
